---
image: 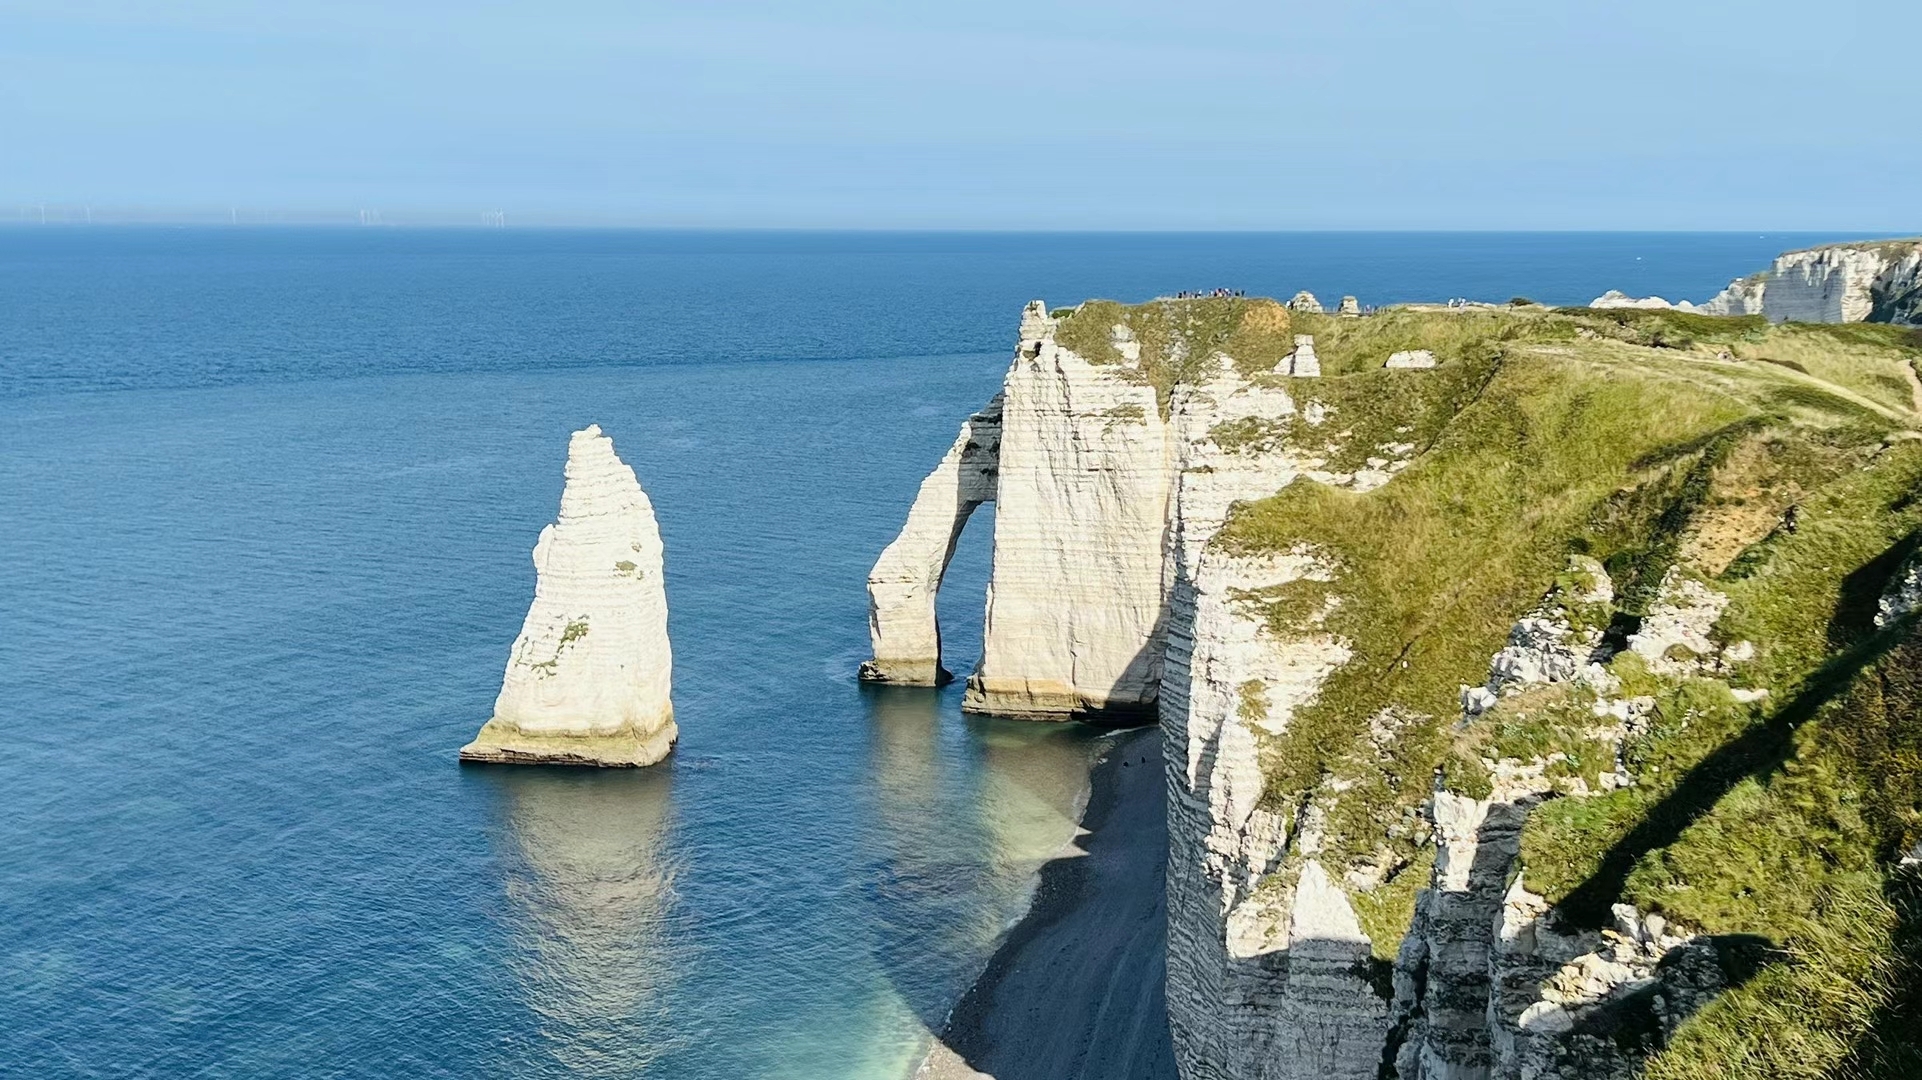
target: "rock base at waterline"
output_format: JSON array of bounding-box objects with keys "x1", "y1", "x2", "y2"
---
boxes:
[
  {"x1": 458, "y1": 715, "x2": 679, "y2": 768},
  {"x1": 857, "y1": 658, "x2": 953, "y2": 685}
]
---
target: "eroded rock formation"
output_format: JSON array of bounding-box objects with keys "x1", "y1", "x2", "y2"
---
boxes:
[
  {"x1": 461, "y1": 424, "x2": 677, "y2": 767},
  {"x1": 1162, "y1": 545, "x2": 1387, "y2": 1080},
  {"x1": 866, "y1": 299, "x2": 1339, "y2": 720},
  {"x1": 888, "y1": 295, "x2": 1922, "y2": 1079},
  {"x1": 860, "y1": 395, "x2": 1002, "y2": 685}
]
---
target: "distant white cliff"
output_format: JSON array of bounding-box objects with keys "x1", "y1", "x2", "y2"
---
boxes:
[
  {"x1": 1593, "y1": 239, "x2": 1922, "y2": 325},
  {"x1": 461, "y1": 424, "x2": 676, "y2": 767}
]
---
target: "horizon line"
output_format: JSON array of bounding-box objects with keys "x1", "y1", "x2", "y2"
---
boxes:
[{"x1": 0, "y1": 220, "x2": 1913, "y2": 237}]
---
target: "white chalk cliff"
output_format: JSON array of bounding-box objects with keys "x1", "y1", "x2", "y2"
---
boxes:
[
  {"x1": 870, "y1": 297, "x2": 1423, "y2": 1072},
  {"x1": 1596, "y1": 239, "x2": 1922, "y2": 325},
  {"x1": 1701, "y1": 241, "x2": 1922, "y2": 324},
  {"x1": 883, "y1": 295, "x2": 1910, "y2": 1080},
  {"x1": 965, "y1": 302, "x2": 1176, "y2": 718},
  {"x1": 866, "y1": 300, "x2": 1346, "y2": 719},
  {"x1": 1162, "y1": 544, "x2": 1388, "y2": 1080},
  {"x1": 461, "y1": 424, "x2": 677, "y2": 767}
]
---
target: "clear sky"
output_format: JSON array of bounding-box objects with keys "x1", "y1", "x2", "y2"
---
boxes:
[{"x1": 1, "y1": 0, "x2": 1912, "y2": 230}]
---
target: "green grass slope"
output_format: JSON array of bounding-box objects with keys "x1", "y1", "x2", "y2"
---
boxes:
[{"x1": 1178, "y1": 300, "x2": 1922, "y2": 1078}]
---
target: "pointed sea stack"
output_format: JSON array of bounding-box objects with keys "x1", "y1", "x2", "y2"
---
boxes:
[{"x1": 460, "y1": 425, "x2": 677, "y2": 767}]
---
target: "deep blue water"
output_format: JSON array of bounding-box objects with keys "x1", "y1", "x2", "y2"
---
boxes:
[{"x1": 0, "y1": 229, "x2": 1863, "y2": 1078}]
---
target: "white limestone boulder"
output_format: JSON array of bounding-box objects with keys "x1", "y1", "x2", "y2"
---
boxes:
[{"x1": 1281, "y1": 334, "x2": 1321, "y2": 377}]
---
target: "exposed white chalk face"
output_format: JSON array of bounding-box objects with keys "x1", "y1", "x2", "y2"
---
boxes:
[
  {"x1": 461, "y1": 424, "x2": 677, "y2": 767},
  {"x1": 1161, "y1": 545, "x2": 1386, "y2": 1080},
  {"x1": 1285, "y1": 334, "x2": 1321, "y2": 377},
  {"x1": 966, "y1": 322, "x2": 1173, "y2": 719},
  {"x1": 867, "y1": 300, "x2": 1336, "y2": 721},
  {"x1": 1694, "y1": 241, "x2": 1922, "y2": 325}
]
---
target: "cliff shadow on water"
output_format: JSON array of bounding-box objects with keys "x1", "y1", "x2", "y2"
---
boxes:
[
  {"x1": 926, "y1": 724, "x2": 1175, "y2": 1080},
  {"x1": 858, "y1": 681, "x2": 1175, "y2": 1080}
]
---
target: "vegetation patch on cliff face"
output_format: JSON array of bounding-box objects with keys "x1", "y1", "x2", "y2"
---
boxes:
[
  {"x1": 1272, "y1": 346, "x2": 1499, "y2": 473},
  {"x1": 1218, "y1": 346, "x2": 1760, "y2": 867},
  {"x1": 1194, "y1": 300, "x2": 1922, "y2": 1073},
  {"x1": 1512, "y1": 438, "x2": 1922, "y2": 1078}
]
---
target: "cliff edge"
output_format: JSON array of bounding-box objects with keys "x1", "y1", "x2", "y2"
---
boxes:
[{"x1": 899, "y1": 297, "x2": 1922, "y2": 1079}]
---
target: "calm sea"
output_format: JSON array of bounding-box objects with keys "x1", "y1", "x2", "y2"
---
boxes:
[{"x1": 0, "y1": 229, "x2": 1853, "y2": 1078}]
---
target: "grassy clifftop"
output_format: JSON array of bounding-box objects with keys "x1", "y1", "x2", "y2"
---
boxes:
[
  {"x1": 1052, "y1": 295, "x2": 1297, "y2": 411},
  {"x1": 1197, "y1": 302, "x2": 1922, "y2": 1077}
]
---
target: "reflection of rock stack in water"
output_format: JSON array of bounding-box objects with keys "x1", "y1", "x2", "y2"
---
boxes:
[
  {"x1": 462, "y1": 424, "x2": 677, "y2": 767},
  {"x1": 861, "y1": 687, "x2": 983, "y2": 1015},
  {"x1": 491, "y1": 768, "x2": 680, "y2": 1074}
]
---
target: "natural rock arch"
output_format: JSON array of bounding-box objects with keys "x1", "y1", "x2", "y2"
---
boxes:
[{"x1": 859, "y1": 394, "x2": 1003, "y2": 685}]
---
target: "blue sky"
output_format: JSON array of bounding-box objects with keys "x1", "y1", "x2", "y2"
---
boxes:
[{"x1": 1, "y1": 0, "x2": 1911, "y2": 229}]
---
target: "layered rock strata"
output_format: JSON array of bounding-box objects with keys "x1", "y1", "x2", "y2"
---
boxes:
[
  {"x1": 1701, "y1": 241, "x2": 1922, "y2": 325},
  {"x1": 1162, "y1": 544, "x2": 1389, "y2": 1080},
  {"x1": 1595, "y1": 239, "x2": 1922, "y2": 325},
  {"x1": 461, "y1": 425, "x2": 677, "y2": 767},
  {"x1": 1157, "y1": 353, "x2": 1420, "y2": 1078},
  {"x1": 1154, "y1": 412, "x2": 1761, "y2": 1079},
  {"x1": 868, "y1": 299, "x2": 1343, "y2": 720},
  {"x1": 964, "y1": 303, "x2": 1176, "y2": 718}
]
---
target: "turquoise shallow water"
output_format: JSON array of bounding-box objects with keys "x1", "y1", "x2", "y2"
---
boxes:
[{"x1": 0, "y1": 229, "x2": 1859, "y2": 1077}]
